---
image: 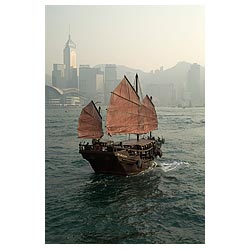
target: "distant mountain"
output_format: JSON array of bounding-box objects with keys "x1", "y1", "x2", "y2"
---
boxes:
[
  {"x1": 115, "y1": 65, "x2": 147, "y2": 80},
  {"x1": 115, "y1": 62, "x2": 205, "y2": 90},
  {"x1": 141, "y1": 61, "x2": 192, "y2": 86},
  {"x1": 95, "y1": 61, "x2": 204, "y2": 87},
  {"x1": 117, "y1": 62, "x2": 204, "y2": 86}
]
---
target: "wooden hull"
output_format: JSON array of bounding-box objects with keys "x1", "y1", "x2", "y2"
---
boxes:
[{"x1": 80, "y1": 150, "x2": 156, "y2": 176}]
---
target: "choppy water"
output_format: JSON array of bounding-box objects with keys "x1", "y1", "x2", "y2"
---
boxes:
[{"x1": 45, "y1": 107, "x2": 205, "y2": 244}]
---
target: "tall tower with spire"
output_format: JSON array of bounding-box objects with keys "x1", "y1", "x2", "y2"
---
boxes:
[{"x1": 63, "y1": 29, "x2": 78, "y2": 89}]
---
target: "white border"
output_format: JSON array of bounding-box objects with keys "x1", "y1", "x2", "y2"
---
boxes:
[{"x1": 2, "y1": 0, "x2": 250, "y2": 249}]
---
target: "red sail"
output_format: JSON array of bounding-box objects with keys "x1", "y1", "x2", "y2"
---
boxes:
[
  {"x1": 106, "y1": 77, "x2": 158, "y2": 135},
  {"x1": 106, "y1": 77, "x2": 143, "y2": 135},
  {"x1": 78, "y1": 101, "x2": 103, "y2": 138},
  {"x1": 141, "y1": 95, "x2": 158, "y2": 133}
]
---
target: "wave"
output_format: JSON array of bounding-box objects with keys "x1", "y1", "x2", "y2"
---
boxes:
[{"x1": 158, "y1": 161, "x2": 189, "y2": 173}]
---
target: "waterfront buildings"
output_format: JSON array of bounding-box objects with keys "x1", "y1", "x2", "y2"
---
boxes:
[
  {"x1": 47, "y1": 33, "x2": 112, "y2": 107},
  {"x1": 47, "y1": 32, "x2": 204, "y2": 107},
  {"x1": 45, "y1": 85, "x2": 81, "y2": 107},
  {"x1": 47, "y1": 33, "x2": 80, "y2": 106}
]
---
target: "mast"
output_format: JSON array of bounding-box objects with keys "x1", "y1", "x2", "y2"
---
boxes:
[
  {"x1": 149, "y1": 95, "x2": 152, "y2": 139},
  {"x1": 136, "y1": 74, "x2": 139, "y2": 142}
]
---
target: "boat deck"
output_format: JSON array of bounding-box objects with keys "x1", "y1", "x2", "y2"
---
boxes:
[{"x1": 122, "y1": 139, "x2": 155, "y2": 146}]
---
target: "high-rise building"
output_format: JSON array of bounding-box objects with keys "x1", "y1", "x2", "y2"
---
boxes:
[
  {"x1": 52, "y1": 64, "x2": 65, "y2": 89},
  {"x1": 166, "y1": 83, "x2": 177, "y2": 106},
  {"x1": 104, "y1": 64, "x2": 117, "y2": 105},
  {"x1": 96, "y1": 71, "x2": 104, "y2": 104},
  {"x1": 96, "y1": 72, "x2": 104, "y2": 92},
  {"x1": 63, "y1": 34, "x2": 78, "y2": 89},
  {"x1": 79, "y1": 65, "x2": 102, "y2": 103},
  {"x1": 186, "y1": 63, "x2": 201, "y2": 106}
]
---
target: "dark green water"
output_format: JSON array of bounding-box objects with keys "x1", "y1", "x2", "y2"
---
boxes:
[{"x1": 45, "y1": 107, "x2": 205, "y2": 244}]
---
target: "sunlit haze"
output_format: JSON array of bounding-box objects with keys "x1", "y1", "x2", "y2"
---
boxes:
[{"x1": 45, "y1": 5, "x2": 204, "y2": 74}]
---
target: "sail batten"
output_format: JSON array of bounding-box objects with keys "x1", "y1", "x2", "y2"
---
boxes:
[
  {"x1": 78, "y1": 101, "x2": 103, "y2": 139},
  {"x1": 111, "y1": 92, "x2": 141, "y2": 106}
]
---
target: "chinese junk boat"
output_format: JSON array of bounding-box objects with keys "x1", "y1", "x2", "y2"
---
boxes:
[{"x1": 78, "y1": 74, "x2": 164, "y2": 176}]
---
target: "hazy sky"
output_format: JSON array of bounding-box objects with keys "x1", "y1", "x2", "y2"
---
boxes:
[{"x1": 45, "y1": 5, "x2": 204, "y2": 74}]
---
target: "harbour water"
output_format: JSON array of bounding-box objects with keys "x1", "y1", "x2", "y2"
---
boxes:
[{"x1": 45, "y1": 107, "x2": 205, "y2": 244}]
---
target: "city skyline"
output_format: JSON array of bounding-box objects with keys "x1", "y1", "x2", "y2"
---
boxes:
[
  {"x1": 45, "y1": 5, "x2": 204, "y2": 74},
  {"x1": 47, "y1": 31, "x2": 204, "y2": 105}
]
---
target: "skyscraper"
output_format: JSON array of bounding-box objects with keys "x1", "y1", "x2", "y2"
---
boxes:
[
  {"x1": 104, "y1": 64, "x2": 117, "y2": 105},
  {"x1": 52, "y1": 64, "x2": 65, "y2": 89},
  {"x1": 79, "y1": 65, "x2": 103, "y2": 103},
  {"x1": 63, "y1": 33, "x2": 78, "y2": 89}
]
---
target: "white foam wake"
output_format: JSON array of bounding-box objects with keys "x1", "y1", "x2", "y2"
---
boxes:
[{"x1": 160, "y1": 161, "x2": 189, "y2": 172}]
